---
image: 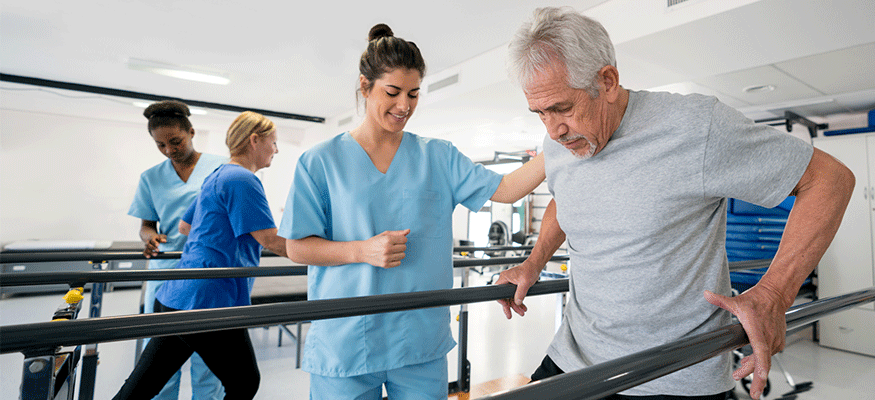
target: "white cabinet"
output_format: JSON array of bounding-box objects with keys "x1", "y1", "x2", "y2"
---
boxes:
[{"x1": 813, "y1": 133, "x2": 875, "y2": 356}]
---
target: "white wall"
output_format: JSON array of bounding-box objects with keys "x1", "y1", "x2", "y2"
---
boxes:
[{"x1": 0, "y1": 108, "x2": 308, "y2": 244}]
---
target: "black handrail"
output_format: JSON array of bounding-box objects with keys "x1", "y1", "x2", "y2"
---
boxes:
[
  {"x1": 0, "y1": 280, "x2": 569, "y2": 355},
  {"x1": 0, "y1": 246, "x2": 536, "y2": 264},
  {"x1": 454, "y1": 255, "x2": 569, "y2": 268},
  {"x1": 0, "y1": 256, "x2": 769, "y2": 287},
  {"x1": 479, "y1": 287, "x2": 875, "y2": 400},
  {"x1": 455, "y1": 246, "x2": 534, "y2": 252},
  {"x1": 727, "y1": 258, "x2": 771, "y2": 271},
  {"x1": 0, "y1": 255, "x2": 571, "y2": 287},
  {"x1": 0, "y1": 266, "x2": 308, "y2": 287}
]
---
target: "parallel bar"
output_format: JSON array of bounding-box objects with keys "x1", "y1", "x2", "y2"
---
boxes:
[
  {"x1": 0, "y1": 73, "x2": 325, "y2": 123},
  {"x1": 1, "y1": 257, "x2": 766, "y2": 287},
  {"x1": 0, "y1": 266, "x2": 307, "y2": 287},
  {"x1": 0, "y1": 250, "x2": 182, "y2": 263},
  {"x1": 453, "y1": 255, "x2": 569, "y2": 268},
  {"x1": 2, "y1": 247, "x2": 531, "y2": 263},
  {"x1": 454, "y1": 246, "x2": 534, "y2": 252},
  {"x1": 479, "y1": 287, "x2": 875, "y2": 400},
  {"x1": 0, "y1": 280, "x2": 569, "y2": 354},
  {"x1": 727, "y1": 258, "x2": 771, "y2": 272}
]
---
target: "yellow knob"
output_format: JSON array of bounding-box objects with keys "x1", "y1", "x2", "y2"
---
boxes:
[
  {"x1": 64, "y1": 288, "x2": 84, "y2": 304},
  {"x1": 561, "y1": 264, "x2": 567, "y2": 272},
  {"x1": 456, "y1": 314, "x2": 460, "y2": 321},
  {"x1": 461, "y1": 252, "x2": 469, "y2": 256}
]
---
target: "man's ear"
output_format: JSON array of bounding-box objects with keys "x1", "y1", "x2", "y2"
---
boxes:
[{"x1": 599, "y1": 65, "x2": 621, "y2": 102}]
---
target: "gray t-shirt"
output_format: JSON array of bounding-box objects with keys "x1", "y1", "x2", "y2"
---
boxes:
[{"x1": 543, "y1": 90, "x2": 813, "y2": 396}]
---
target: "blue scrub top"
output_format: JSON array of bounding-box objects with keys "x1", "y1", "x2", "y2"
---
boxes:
[
  {"x1": 157, "y1": 164, "x2": 276, "y2": 310},
  {"x1": 128, "y1": 153, "x2": 227, "y2": 270},
  {"x1": 278, "y1": 131, "x2": 502, "y2": 377}
]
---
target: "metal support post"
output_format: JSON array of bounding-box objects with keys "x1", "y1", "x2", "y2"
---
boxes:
[
  {"x1": 20, "y1": 346, "x2": 80, "y2": 400},
  {"x1": 449, "y1": 267, "x2": 472, "y2": 394},
  {"x1": 21, "y1": 354, "x2": 54, "y2": 400},
  {"x1": 78, "y1": 262, "x2": 106, "y2": 400},
  {"x1": 458, "y1": 266, "x2": 471, "y2": 393}
]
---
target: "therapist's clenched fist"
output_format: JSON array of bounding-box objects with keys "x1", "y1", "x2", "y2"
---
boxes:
[{"x1": 360, "y1": 229, "x2": 410, "y2": 268}]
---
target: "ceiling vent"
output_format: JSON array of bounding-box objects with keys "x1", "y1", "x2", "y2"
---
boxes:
[
  {"x1": 667, "y1": 0, "x2": 693, "y2": 7},
  {"x1": 428, "y1": 73, "x2": 459, "y2": 93},
  {"x1": 338, "y1": 116, "x2": 353, "y2": 127}
]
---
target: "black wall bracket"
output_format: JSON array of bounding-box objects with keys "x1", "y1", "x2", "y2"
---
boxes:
[{"x1": 755, "y1": 111, "x2": 828, "y2": 138}]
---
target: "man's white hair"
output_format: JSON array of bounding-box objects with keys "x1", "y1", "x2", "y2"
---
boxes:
[{"x1": 509, "y1": 6, "x2": 616, "y2": 98}]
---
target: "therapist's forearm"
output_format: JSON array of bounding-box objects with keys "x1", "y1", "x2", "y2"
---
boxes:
[
  {"x1": 139, "y1": 221, "x2": 161, "y2": 243},
  {"x1": 286, "y1": 236, "x2": 362, "y2": 266},
  {"x1": 491, "y1": 153, "x2": 545, "y2": 203}
]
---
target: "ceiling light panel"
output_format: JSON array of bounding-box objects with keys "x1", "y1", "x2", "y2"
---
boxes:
[{"x1": 127, "y1": 58, "x2": 230, "y2": 85}]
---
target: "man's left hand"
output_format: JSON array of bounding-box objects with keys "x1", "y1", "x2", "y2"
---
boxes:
[{"x1": 704, "y1": 285, "x2": 790, "y2": 400}]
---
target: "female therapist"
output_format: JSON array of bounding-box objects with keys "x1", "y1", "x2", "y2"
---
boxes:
[
  {"x1": 280, "y1": 24, "x2": 545, "y2": 399},
  {"x1": 114, "y1": 111, "x2": 288, "y2": 400},
  {"x1": 127, "y1": 100, "x2": 226, "y2": 400}
]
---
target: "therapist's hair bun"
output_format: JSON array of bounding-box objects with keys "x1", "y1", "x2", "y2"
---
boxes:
[
  {"x1": 368, "y1": 24, "x2": 394, "y2": 42},
  {"x1": 143, "y1": 100, "x2": 193, "y2": 133}
]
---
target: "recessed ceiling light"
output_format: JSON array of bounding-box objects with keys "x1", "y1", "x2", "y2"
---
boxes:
[
  {"x1": 127, "y1": 58, "x2": 230, "y2": 85},
  {"x1": 132, "y1": 101, "x2": 207, "y2": 115},
  {"x1": 743, "y1": 84, "x2": 776, "y2": 94}
]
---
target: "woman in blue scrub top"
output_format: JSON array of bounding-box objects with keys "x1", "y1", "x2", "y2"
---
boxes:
[
  {"x1": 127, "y1": 100, "x2": 226, "y2": 400},
  {"x1": 114, "y1": 111, "x2": 288, "y2": 400},
  {"x1": 279, "y1": 24, "x2": 545, "y2": 400}
]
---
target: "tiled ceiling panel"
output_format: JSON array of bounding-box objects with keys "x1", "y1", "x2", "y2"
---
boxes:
[
  {"x1": 775, "y1": 42, "x2": 875, "y2": 96},
  {"x1": 693, "y1": 65, "x2": 823, "y2": 106},
  {"x1": 646, "y1": 81, "x2": 750, "y2": 109}
]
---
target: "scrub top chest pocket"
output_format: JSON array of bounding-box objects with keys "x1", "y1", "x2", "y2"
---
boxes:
[{"x1": 403, "y1": 189, "x2": 444, "y2": 238}]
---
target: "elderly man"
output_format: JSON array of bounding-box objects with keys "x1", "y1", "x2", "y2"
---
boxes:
[{"x1": 496, "y1": 7, "x2": 854, "y2": 400}]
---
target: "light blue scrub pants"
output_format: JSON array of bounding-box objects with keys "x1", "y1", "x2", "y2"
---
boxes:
[
  {"x1": 309, "y1": 356, "x2": 448, "y2": 400},
  {"x1": 144, "y1": 280, "x2": 225, "y2": 400}
]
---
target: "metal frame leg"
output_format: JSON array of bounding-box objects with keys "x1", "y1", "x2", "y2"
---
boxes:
[
  {"x1": 21, "y1": 355, "x2": 54, "y2": 400},
  {"x1": 21, "y1": 346, "x2": 81, "y2": 400},
  {"x1": 276, "y1": 322, "x2": 306, "y2": 369},
  {"x1": 449, "y1": 267, "x2": 471, "y2": 395},
  {"x1": 78, "y1": 263, "x2": 106, "y2": 400},
  {"x1": 774, "y1": 352, "x2": 814, "y2": 396}
]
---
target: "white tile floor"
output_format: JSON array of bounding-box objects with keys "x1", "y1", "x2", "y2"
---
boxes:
[{"x1": 2, "y1": 267, "x2": 874, "y2": 400}]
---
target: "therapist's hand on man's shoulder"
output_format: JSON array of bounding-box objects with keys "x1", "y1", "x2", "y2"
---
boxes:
[{"x1": 360, "y1": 229, "x2": 410, "y2": 269}]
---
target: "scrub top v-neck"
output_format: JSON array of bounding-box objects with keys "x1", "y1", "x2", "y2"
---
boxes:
[
  {"x1": 279, "y1": 131, "x2": 502, "y2": 377},
  {"x1": 128, "y1": 153, "x2": 228, "y2": 269}
]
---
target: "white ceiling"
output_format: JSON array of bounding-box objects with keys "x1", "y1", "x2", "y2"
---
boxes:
[{"x1": 2, "y1": 0, "x2": 875, "y2": 160}]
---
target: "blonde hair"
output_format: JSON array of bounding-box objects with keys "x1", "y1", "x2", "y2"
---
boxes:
[{"x1": 226, "y1": 111, "x2": 275, "y2": 156}]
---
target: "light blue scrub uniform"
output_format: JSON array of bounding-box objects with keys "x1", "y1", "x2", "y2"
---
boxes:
[
  {"x1": 128, "y1": 152, "x2": 226, "y2": 400},
  {"x1": 278, "y1": 132, "x2": 502, "y2": 399}
]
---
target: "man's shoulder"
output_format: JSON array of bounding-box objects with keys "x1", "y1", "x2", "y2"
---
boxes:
[{"x1": 634, "y1": 90, "x2": 718, "y2": 109}]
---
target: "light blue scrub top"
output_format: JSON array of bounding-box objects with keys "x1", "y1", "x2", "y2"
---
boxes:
[
  {"x1": 128, "y1": 153, "x2": 228, "y2": 270},
  {"x1": 278, "y1": 132, "x2": 502, "y2": 377}
]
